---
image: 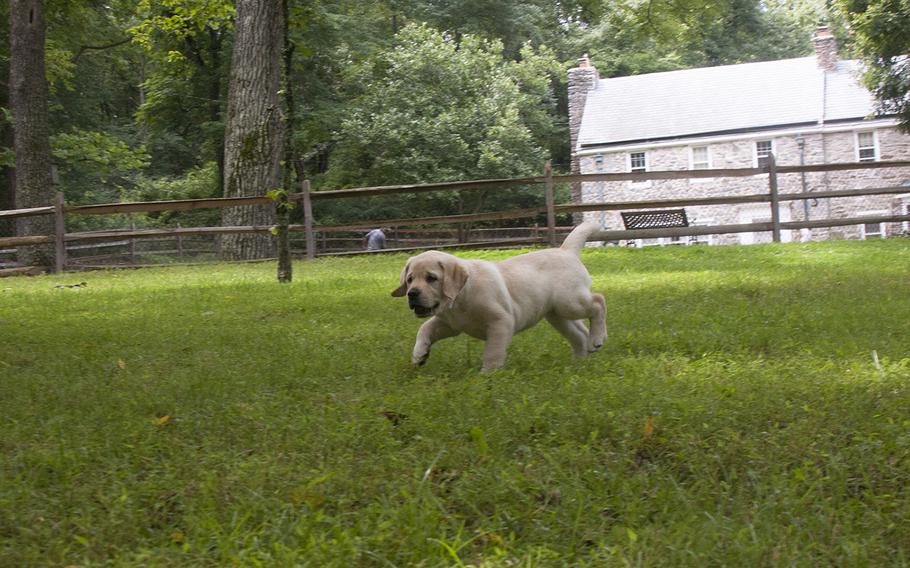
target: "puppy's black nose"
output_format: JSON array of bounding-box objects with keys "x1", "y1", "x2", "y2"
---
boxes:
[{"x1": 407, "y1": 288, "x2": 420, "y2": 299}]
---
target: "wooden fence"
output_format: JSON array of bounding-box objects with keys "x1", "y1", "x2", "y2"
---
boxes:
[{"x1": 1, "y1": 156, "x2": 909, "y2": 274}]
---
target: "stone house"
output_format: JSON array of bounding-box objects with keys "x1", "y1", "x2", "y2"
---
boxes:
[{"x1": 568, "y1": 27, "x2": 910, "y2": 245}]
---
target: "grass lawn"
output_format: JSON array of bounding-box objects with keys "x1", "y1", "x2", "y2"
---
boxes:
[{"x1": 2, "y1": 239, "x2": 910, "y2": 566}]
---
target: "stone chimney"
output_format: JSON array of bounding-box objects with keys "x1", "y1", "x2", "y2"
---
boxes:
[
  {"x1": 813, "y1": 25, "x2": 838, "y2": 72},
  {"x1": 568, "y1": 54, "x2": 599, "y2": 210}
]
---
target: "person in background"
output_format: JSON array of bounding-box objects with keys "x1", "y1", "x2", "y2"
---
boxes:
[{"x1": 364, "y1": 227, "x2": 387, "y2": 251}]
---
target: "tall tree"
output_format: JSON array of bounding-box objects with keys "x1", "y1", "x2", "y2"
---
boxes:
[
  {"x1": 321, "y1": 25, "x2": 560, "y2": 224},
  {"x1": 0, "y1": 1, "x2": 13, "y2": 237},
  {"x1": 220, "y1": 0, "x2": 284, "y2": 260},
  {"x1": 130, "y1": 0, "x2": 234, "y2": 188},
  {"x1": 569, "y1": 0, "x2": 825, "y2": 78},
  {"x1": 838, "y1": 0, "x2": 910, "y2": 132},
  {"x1": 10, "y1": 0, "x2": 54, "y2": 266}
]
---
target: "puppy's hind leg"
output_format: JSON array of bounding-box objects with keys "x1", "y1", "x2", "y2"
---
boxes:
[
  {"x1": 586, "y1": 293, "x2": 607, "y2": 353},
  {"x1": 546, "y1": 314, "x2": 590, "y2": 358},
  {"x1": 413, "y1": 317, "x2": 459, "y2": 366}
]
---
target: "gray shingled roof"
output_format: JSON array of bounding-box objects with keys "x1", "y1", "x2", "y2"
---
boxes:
[{"x1": 577, "y1": 56, "x2": 878, "y2": 149}]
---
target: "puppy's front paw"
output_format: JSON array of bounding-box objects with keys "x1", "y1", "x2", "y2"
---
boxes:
[{"x1": 412, "y1": 350, "x2": 430, "y2": 366}]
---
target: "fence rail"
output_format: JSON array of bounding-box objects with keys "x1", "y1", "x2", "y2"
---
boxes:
[{"x1": 1, "y1": 157, "x2": 909, "y2": 273}]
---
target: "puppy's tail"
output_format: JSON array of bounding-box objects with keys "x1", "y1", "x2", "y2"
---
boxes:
[{"x1": 559, "y1": 222, "x2": 602, "y2": 256}]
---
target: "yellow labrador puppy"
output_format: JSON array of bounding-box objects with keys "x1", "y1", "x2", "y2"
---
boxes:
[{"x1": 392, "y1": 223, "x2": 607, "y2": 371}]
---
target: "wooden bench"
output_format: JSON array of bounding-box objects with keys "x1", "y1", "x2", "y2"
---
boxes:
[{"x1": 621, "y1": 209, "x2": 689, "y2": 230}]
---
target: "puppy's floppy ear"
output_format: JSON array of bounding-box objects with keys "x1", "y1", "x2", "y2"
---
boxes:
[
  {"x1": 440, "y1": 259, "x2": 468, "y2": 304},
  {"x1": 391, "y1": 260, "x2": 410, "y2": 297}
]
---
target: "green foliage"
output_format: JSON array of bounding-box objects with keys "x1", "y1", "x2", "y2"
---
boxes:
[
  {"x1": 52, "y1": 129, "x2": 149, "y2": 177},
  {"x1": 129, "y1": 161, "x2": 218, "y2": 202},
  {"x1": 129, "y1": 0, "x2": 233, "y2": 179},
  {"x1": 331, "y1": 25, "x2": 556, "y2": 184},
  {"x1": 44, "y1": 1, "x2": 140, "y2": 129},
  {"x1": 266, "y1": 187, "x2": 296, "y2": 215},
  {"x1": 44, "y1": 40, "x2": 76, "y2": 93},
  {"x1": 321, "y1": 24, "x2": 560, "y2": 223},
  {"x1": 2, "y1": 240, "x2": 910, "y2": 564},
  {"x1": 572, "y1": 0, "x2": 827, "y2": 77},
  {"x1": 51, "y1": 128, "x2": 150, "y2": 203},
  {"x1": 127, "y1": 162, "x2": 221, "y2": 227},
  {"x1": 837, "y1": 0, "x2": 910, "y2": 132},
  {"x1": 286, "y1": 0, "x2": 577, "y2": 181},
  {"x1": 401, "y1": 0, "x2": 606, "y2": 61},
  {"x1": 129, "y1": 0, "x2": 235, "y2": 51}
]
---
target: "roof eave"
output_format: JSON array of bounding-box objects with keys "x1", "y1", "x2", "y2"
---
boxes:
[{"x1": 576, "y1": 115, "x2": 899, "y2": 156}]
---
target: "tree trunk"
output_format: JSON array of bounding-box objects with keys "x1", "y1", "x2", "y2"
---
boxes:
[
  {"x1": 10, "y1": 0, "x2": 54, "y2": 266},
  {"x1": 0, "y1": 69, "x2": 14, "y2": 238},
  {"x1": 276, "y1": 0, "x2": 294, "y2": 283},
  {"x1": 220, "y1": 0, "x2": 285, "y2": 261}
]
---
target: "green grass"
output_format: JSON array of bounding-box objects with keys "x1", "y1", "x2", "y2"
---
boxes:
[{"x1": 2, "y1": 240, "x2": 910, "y2": 566}]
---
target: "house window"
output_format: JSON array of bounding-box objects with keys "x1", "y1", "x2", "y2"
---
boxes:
[
  {"x1": 689, "y1": 218, "x2": 717, "y2": 246},
  {"x1": 856, "y1": 131, "x2": 878, "y2": 162},
  {"x1": 860, "y1": 211, "x2": 887, "y2": 239},
  {"x1": 738, "y1": 205, "x2": 793, "y2": 245},
  {"x1": 689, "y1": 146, "x2": 712, "y2": 183},
  {"x1": 862, "y1": 222, "x2": 884, "y2": 238},
  {"x1": 629, "y1": 152, "x2": 647, "y2": 173},
  {"x1": 690, "y1": 146, "x2": 710, "y2": 170},
  {"x1": 628, "y1": 151, "x2": 650, "y2": 188},
  {"x1": 755, "y1": 140, "x2": 774, "y2": 169}
]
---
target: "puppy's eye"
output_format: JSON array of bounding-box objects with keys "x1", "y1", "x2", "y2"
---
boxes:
[
  {"x1": 407, "y1": 275, "x2": 414, "y2": 283},
  {"x1": 426, "y1": 275, "x2": 438, "y2": 283}
]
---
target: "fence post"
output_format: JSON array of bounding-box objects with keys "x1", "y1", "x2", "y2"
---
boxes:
[
  {"x1": 54, "y1": 191, "x2": 66, "y2": 273},
  {"x1": 768, "y1": 153, "x2": 781, "y2": 243},
  {"x1": 176, "y1": 223, "x2": 184, "y2": 258},
  {"x1": 302, "y1": 178, "x2": 316, "y2": 259},
  {"x1": 544, "y1": 160, "x2": 556, "y2": 247}
]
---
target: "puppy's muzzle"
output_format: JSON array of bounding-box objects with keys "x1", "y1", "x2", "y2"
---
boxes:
[{"x1": 407, "y1": 289, "x2": 437, "y2": 318}]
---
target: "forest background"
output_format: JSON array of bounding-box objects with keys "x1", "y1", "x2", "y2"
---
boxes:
[{"x1": 0, "y1": 0, "x2": 904, "y2": 239}]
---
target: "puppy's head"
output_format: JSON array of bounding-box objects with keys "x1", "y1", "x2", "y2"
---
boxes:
[{"x1": 391, "y1": 251, "x2": 468, "y2": 318}]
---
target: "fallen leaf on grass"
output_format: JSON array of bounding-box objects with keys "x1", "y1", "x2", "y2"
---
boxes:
[
  {"x1": 155, "y1": 415, "x2": 171, "y2": 427},
  {"x1": 643, "y1": 415, "x2": 655, "y2": 438},
  {"x1": 117, "y1": 359, "x2": 127, "y2": 370}
]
